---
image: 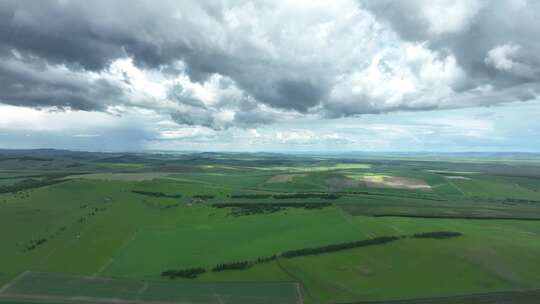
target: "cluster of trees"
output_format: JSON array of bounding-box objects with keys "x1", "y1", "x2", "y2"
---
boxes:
[
  {"x1": 229, "y1": 193, "x2": 341, "y2": 200},
  {"x1": 131, "y1": 190, "x2": 182, "y2": 198},
  {"x1": 213, "y1": 202, "x2": 332, "y2": 216},
  {"x1": 0, "y1": 178, "x2": 65, "y2": 194},
  {"x1": 192, "y1": 194, "x2": 215, "y2": 199},
  {"x1": 2, "y1": 156, "x2": 53, "y2": 161},
  {"x1": 23, "y1": 225, "x2": 68, "y2": 252},
  {"x1": 77, "y1": 206, "x2": 107, "y2": 223},
  {"x1": 230, "y1": 206, "x2": 282, "y2": 216},
  {"x1": 470, "y1": 196, "x2": 540, "y2": 204},
  {"x1": 25, "y1": 238, "x2": 47, "y2": 251},
  {"x1": 411, "y1": 231, "x2": 463, "y2": 239},
  {"x1": 161, "y1": 267, "x2": 206, "y2": 279},
  {"x1": 504, "y1": 198, "x2": 540, "y2": 204},
  {"x1": 281, "y1": 236, "x2": 401, "y2": 258}
]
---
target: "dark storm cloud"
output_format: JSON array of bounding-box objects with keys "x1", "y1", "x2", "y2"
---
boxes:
[
  {"x1": 170, "y1": 110, "x2": 220, "y2": 130},
  {"x1": 0, "y1": 1, "x2": 208, "y2": 71},
  {"x1": 0, "y1": 56, "x2": 124, "y2": 111},
  {"x1": 233, "y1": 110, "x2": 276, "y2": 126},
  {"x1": 274, "y1": 79, "x2": 325, "y2": 112},
  {"x1": 0, "y1": 1, "x2": 124, "y2": 71},
  {"x1": 0, "y1": 0, "x2": 326, "y2": 114}
]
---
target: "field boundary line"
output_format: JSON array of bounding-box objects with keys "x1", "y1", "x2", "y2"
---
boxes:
[
  {"x1": 136, "y1": 282, "x2": 149, "y2": 301},
  {"x1": 294, "y1": 282, "x2": 304, "y2": 304},
  {"x1": 337, "y1": 205, "x2": 374, "y2": 238},
  {"x1": 94, "y1": 228, "x2": 139, "y2": 276},
  {"x1": 0, "y1": 293, "x2": 179, "y2": 304},
  {"x1": 275, "y1": 258, "x2": 307, "y2": 304},
  {"x1": 0, "y1": 271, "x2": 30, "y2": 294},
  {"x1": 446, "y1": 179, "x2": 466, "y2": 196},
  {"x1": 336, "y1": 288, "x2": 540, "y2": 304}
]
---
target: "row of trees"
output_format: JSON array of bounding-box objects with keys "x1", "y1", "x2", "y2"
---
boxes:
[
  {"x1": 229, "y1": 193, "x2": 341, "y2": 200},
  {"x1": 162, "y1": 267, "x2": 206, "y2": 279},
  {"x1": 411, "y1": 231, "x2": 463, "y2": 239},
  {"x1": 192, "y1": 194, "x2": 216, "y2": 199},
  {"x1": 25, "y1": 238, "x2": 48, "y2": 251},
  {"x1": 212, "y1": 202, "x2": 332, "y2": 216},
  {"x1": 131, "y1": 190, "x2": 182, "y2": 198},
  {"x1": 161, "y1": 232, "x2": 463, "y2": 278},
  {"x1": 212, "y1": 261, "x2": 251, "y2": 272},
  {"x1": 212, "y1": 255, "x2": 278, "y2": 272},
  {"x1": 163, "y1": 255, "x2": 278, "y2": 279},
  {"x1": 281, "y1": 236, "x2": 401, "y2": 258},
  {"x1": 213, "y1": 202, "x2": 332, "y2": 209},
  {"x1": 0, "y1": 178, "x2": 65, "y2": 194}
]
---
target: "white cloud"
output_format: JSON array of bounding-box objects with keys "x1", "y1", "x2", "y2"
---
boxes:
[
  {"x1": 421, "y1": 0, "x2": 484, "y2": 35},
  {"x1": 326, "y1": 42, "x2": 465, "y2": 116},
  {"x1": 485, "y1": 43, "x2": 521, "y2": 71},
  {"x1": 158, "y1": 127, "x2": 216, "y2": 140}
]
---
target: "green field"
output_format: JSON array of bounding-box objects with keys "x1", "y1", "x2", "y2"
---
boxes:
[
  {"x1": 1, "y1": 150, "x2": 540, "y2": 303},
  {"x1": 0, "y1": 272, "x2": 300, "y2": 304}
]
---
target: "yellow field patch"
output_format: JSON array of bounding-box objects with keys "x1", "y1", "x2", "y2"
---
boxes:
[
  {"x1": 348, "y1": 174, "x2": 432, "y2": 191},
  {"x1": 266, "y1": 173, "x2": 307, "y2": 183}
]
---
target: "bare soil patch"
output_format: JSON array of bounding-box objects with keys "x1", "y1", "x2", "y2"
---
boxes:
[{"x1": 362, "y1": 176, "x2": 432, "y2": 191}]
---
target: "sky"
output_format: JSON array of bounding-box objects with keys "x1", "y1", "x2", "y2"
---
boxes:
[{"x1": 0, "y1": 0, "x2": 539, "y2": 152}]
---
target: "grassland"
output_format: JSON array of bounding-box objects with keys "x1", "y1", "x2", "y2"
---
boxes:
[{"x1": 1, "y1": 150, "x2": 540, "y2": 304}]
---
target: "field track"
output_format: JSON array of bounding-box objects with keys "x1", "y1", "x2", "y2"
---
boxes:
[{"x1": 339, "y1": 289, "x2": 540, "y2": 304}]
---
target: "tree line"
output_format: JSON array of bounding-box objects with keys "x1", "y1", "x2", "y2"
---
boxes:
[
  {"x1": 411, "y1": 231, "x2": 463, "y2": 239},
  {"x1": 212, "y1": 202, "x2": 332, "y2": 216},
  {"x1": 212, "y1": 255, "x2": 277, "y2": 272},
  {"x1": 161, "y1": 267, "x2": 206, "y2": 279},
  {"x1": 131, "y1": 190, "x2": 182, "y2": 198},
  {"x1": 229, "y1": 193, "x2": 341, "y2": 200},
  {"x1": 0, "y1": 178, "x2": 65, "y2": 194},
  {"x1": 25, "y1": 238, "x2": 48, "y2": 251},
  {"x1": 213, "y1": 202, "x2": 332, "y2": 208},
  {"x1": 162, "y1": 255, "x2": 277, "y2": 279},
  {"x1": 192, "y1": 194, "x2": 215, "y2": 199},
  {"x1": 281, "y1": 236, "x2": 401, "y2": 258},
  {"x1": 161, "y1": 231, "x2": 462, "y2": 279}
]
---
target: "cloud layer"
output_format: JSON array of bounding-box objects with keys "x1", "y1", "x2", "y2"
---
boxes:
[{"x1": 0, "y1": 0, "x2": 539, "y2": 151}]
